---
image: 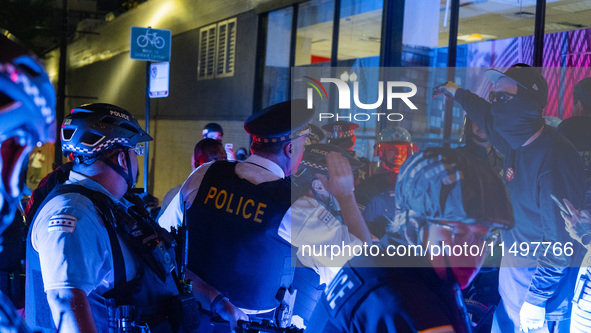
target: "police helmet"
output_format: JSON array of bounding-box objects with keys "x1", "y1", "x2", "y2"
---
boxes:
[
  {"x1": 375, "y1": 127, "x2": 418, "y2": 173},
  {"x1": 61, "y1": 103, "x2": 152, "y2": 159},
  {"x1": 395, "y1": 147, "x2": 513, "y2": 230},
  {"x1": 0, "y1": 31, "x2": 56, "y2": 234}
]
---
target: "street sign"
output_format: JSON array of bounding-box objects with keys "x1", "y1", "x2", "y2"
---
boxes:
[
  {"x1": 149, "y1": 62, "x2": 169, "y2": 98},
  {"x1": 130, "y1": 27, "x2": 171, "y2": 62}
]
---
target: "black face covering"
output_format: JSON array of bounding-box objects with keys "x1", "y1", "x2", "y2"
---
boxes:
[{"x1": 491, "y1": 94, "x2": 544, "y2": 149}]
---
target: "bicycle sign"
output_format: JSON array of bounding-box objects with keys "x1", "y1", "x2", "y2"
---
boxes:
[{"x1": 130, "y1": 27, "x2": 171, "y2": 62}]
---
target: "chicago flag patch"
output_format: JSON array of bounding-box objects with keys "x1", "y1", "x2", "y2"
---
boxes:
[{"x1": 48, "y1": 214, "x2": 77, "y2": 233}]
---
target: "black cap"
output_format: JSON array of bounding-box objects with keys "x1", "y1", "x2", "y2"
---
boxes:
[
  {"x1": 300, "y1": 143, "x2": 364, "y2": 173},
  {"x1": 293, "y1": 143, "x2": 365, "y2": 187},
  {"x1": 305, "y1": 124, "x2": 325, "y2": 145},
  {"x1": 485, "y1": 67, "x2": 548, "y2": 108},
  {"x1": 244, "y1": 100, "x2": 314, "y2": 143},
  {"x1": 321, "y1": 121, "x2": 359, "y2": 140}
]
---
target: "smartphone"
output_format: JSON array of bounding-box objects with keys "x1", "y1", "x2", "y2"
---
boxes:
[
  {"x1": 550, "y1": 194, "x2": 570, "y2": 217},
  {"x1": 225, "y1": 143, "x2": 233, "y2": 149}
]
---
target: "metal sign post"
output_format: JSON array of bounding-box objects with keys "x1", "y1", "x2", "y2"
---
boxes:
[
  {"x1": 130, "y1": 26, "x2": 171, "y2": 193},
  {"x1": 144, "y1": 61, "x2": 151, "y2": 193}
]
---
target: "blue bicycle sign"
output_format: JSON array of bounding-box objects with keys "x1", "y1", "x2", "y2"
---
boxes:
[{"x1": 130, "y1": 27, "x2": 171, "y2": 62}]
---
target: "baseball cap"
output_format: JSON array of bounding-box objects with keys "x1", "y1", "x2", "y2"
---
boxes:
[{"x1": 485, "y1": 66, "x2": 548, "y2": 108}]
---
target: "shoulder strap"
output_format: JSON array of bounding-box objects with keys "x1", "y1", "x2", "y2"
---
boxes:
[{"x1": 35, "y1": 184, "x2": 127, "y2": 290}]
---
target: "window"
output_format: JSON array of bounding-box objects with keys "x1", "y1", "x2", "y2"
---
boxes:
[
  {"x1": 198, "y1": 18, "x2": 237, "y2": 80},
  {"x1": 262, "y1": 7, "x2": 294, "y2": 107}
]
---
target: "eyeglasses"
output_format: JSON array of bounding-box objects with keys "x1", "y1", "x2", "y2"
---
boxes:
[
  {"x1": 489, "y1": 91, "x2": 516, "y2": 104},
  {"x1": 427, "y1": 220, "x2": 499, "y2": 247},
  {"x1": 129, "y1": 143, "x2": 144, "y2": 156}
]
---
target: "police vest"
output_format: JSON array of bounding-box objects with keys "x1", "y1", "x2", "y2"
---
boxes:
[
  {"x1": 186, "y1": 161, "x2": 293, "y2": 310},
  {"x1": 26, "y1": 184, "x2": 188, "y2": 333}
]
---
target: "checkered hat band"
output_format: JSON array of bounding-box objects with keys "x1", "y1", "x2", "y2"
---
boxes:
[
  {"x1": 327, "y1": 130, "x2": 354, "y2": 139},
  {"x1": 252, "y1": 126, "x2": 311, "y2": 143},
  {"x1": 300, "y1": 160, "x2": 327, "y2": 171},
  {"x1": 63, "y1": 137, "x2": 130, "y2": 155}
]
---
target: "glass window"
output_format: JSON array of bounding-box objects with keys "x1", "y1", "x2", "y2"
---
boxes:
[
  {"x1": 544, "y1": 0, "x2": 590, "y2": 35},
  {"x1": 337, "y1": 0, "x2": 382, "y2": 61},
  {"x1": 400, "y1": 0, "x2": 457, "y2": 148},
  {"x1": 295, "y1": 0, "x2": 335, "y2": 66},
  {"x1": 334, "y1": 0, "x2": 383, "y2": 160},
  {"x1": 262, "y1": 7, "x2": 293, "y2": 108}
]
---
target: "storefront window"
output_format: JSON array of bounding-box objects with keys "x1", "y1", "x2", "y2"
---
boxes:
[
  {"x1": 262, "y1": 7, "x2": 293, "y2": 108},
  {"x1": 295, "y1": 0, "x2": 335, "y2": 66}
]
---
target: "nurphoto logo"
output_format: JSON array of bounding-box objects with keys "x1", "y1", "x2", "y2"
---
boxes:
[{"x1": 304, "y1": 76, "x2": 418, "y2": 122}]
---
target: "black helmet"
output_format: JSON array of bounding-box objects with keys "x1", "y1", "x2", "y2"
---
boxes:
[
  {"x1": 395, "y1": 147, "x2": 513, "y2": 230},
  {"x1": 61, "y1": 103, "x2": 152, "y2": 158},
  {"x1": 0, "y1": 31, "x2": 56, "y2": 234}
]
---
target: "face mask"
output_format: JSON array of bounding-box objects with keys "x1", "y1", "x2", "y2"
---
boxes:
[{"x1": 491, "y1": 94, "x2": 544, "y2": 149}]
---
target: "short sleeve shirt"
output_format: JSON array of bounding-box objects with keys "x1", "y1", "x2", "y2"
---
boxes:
[{"x1": 30, "y1": 171, "x2": 139, "y2": 295}]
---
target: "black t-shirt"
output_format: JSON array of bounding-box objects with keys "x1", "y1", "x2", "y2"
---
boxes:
[{"x1": 307, "y1": 247, "x2": 471, "y2": 333}]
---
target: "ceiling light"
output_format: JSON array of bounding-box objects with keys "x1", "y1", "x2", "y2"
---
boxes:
[{"x1": 457, "y1": 33, "x2": 496, "y2": 41}]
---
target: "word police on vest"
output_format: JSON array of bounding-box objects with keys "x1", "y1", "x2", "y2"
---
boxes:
[{"x1": 203, "y1": 186, "x2": 267, "y2": 223}]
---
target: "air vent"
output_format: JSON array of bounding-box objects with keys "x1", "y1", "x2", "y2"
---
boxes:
[
  {"x1": 198, "y1": 18, "x2": 237, "y2": 80},
  {"x1": 62, "y1": 129, "x2": 76, "y2": 141},
  {"x1": 216, "y1": 18, "x2": 237, "y2": 78},
  {"x1": 198, "y1": 23, "x2": 217, "y2": 80}
]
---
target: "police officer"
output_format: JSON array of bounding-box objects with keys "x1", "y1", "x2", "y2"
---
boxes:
[
  {"x1": 321, "y1": 121, "x2": 367, "y2": 183},
  {"x1": 293, "y1": 143, "x2": 364, "y2": 221},
  {"x1": 25, "y1": 103, "x2": 245, "y2": 332},
  {"x1": 158, "y1": 138, "x2": 227, "y2": 218},
  {"x1": 355, "y1": 127, "x2": 418, "y2": 238},
  {"x1": 159, "y1": 100, "x2": 371, "y2": 323},
  {"x1": 0, "y1": 31, "x2": 56, "y2": 332},
  {"x1": 307, "y1": 147, "x2": 514, "y2": 332},
  {"x1": 290, "y1": 143, "x2": 365, "y2": 326}
]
